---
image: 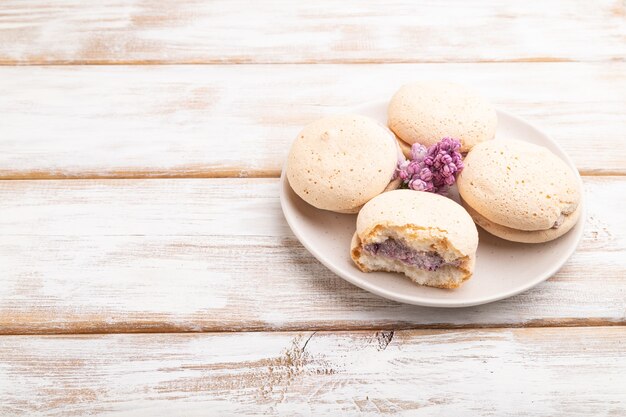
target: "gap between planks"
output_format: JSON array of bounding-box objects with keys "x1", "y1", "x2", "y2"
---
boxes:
[
  {"x1": 0, "y1": 170, "x2": 623, "y2": 181},
  {"x1": 0, "y1": 319, "x2": 624, "y2": 337},
  {"x1": 0, "y1": 57, "x2": 595, "y2": 66}
]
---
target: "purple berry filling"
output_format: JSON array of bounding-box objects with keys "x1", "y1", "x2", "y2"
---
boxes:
[{"x1": 363, "y1": 238, "x2": 460, "y2": 271}]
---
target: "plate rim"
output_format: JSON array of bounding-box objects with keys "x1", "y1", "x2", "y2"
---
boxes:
[{"x1": 280, "y1": 104, "x2": 585, "y2": 307}]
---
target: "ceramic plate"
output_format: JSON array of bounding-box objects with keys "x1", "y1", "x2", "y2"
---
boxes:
[{"x1": 280, "y1": 101, "x2": 584, "y2": 307}]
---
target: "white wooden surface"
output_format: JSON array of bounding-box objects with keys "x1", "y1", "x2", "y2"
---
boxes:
[
  {"x1": 1, "y1": 0, "x2": 625, "y2": 415},
  {"x1": 1, "y1": 328, "x2": 625, "y2": 416},
  {"x1": 0, "y1": 177, "x2": 624, "y2": 334},
  {"x1": 1, "y1": 0, "x2": 625, "y2": 64},
  {"x1": 0, "y1": 63, "x2": 625, "y2": 178}
]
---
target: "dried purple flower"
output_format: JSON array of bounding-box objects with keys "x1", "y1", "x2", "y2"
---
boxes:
[
  {"x1": 425, "y1": 137, "x2": 464, "y2": 194},
  {"x1": 395, "y1": 137, "x2": 464, "y2": 195},
  {"x1": 409, "y1": 178, "x2": 434, "y2": 192},
  {"x1": 410, "y1": 143, "x2": 428, "y2": 162},
  {"x1": 394, "y1": 159, "x2": 411, "y2": 181}
]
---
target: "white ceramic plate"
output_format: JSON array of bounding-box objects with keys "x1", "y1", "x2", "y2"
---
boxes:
[{"x1": 280, "y1": 101, "x2": 584, "y2": 307}]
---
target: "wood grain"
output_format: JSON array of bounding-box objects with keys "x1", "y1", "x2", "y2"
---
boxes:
[
  {"x1": 0, "y1": 177, "x2": 623, "y2": 334},
  {"x1": 0, "y1": 63, "x2": 625, "y2": 179},
  {"x1": 1, "y1": 327, "x2": 625, "y2": 415},
  {"x1": 1, "y1": 1, "x2": 624, "y2": 411},
  {"x1": 1, "y1": 0, "x2": 625, "y2": 64}
]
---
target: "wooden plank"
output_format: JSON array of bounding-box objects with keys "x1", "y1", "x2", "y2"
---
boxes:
[
  {"x1": 0, "y1": 327, "x2": 625, "y2": 415},
  {"x1": 1, "y1": 0, "x2": 625, "y2": 64},
  {"x1": 0, "y1": 63, "x2": 625, "y2": 179},
  {"x1": 0, "y1": 177, "x2": 624, "y2": 334}
]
